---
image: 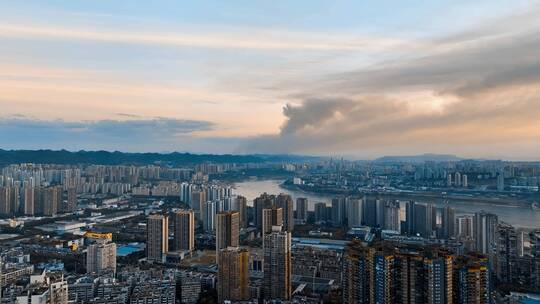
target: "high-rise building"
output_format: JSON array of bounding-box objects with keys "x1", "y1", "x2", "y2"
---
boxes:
[
  {"x1": 314, "y1": 202, "x2": 327, "y2": 223},
  {"x1": 41, "y1": 186, "x2": 61, "y2": 216},
  {"x1": 262, "y1": 207, "x2": 283, "y2": 235},
  {"x1": 414, "y1": 203, "x2": 435, "y2": 238},
  {"x1": 375, "y1": 199, "x2": 386, "y2": 228},
  {"x1": 0, "y1": 187, "x2": 12, "y2": 216},
  {"x1": 453, "y1": 253, "x2": 490, "y2": 304},
  {"x1": 447, "y1": 174, "x2": 453, "y2": 187},
  {"x1": 276, "y1": 194, "x2": 294, "y2": 232},
  {"x1": 497, "y1": 223, "x2": 518, "y2": 283},
  {"x1": 296, "y1": 197, "x2": 308, "y2": 221},
  {"x1": 216, "y1": 211, "x2": 240, "y2": 255},
  {"x1": 217, "y1": 247, "x2": 249, "y2": 302},
  {"x1": 332, "y1": 197, "x2": 347, "y2": 227},
  {"x1": 362, "y1": 198, "x2": 377, "y2": 227},
  {"x1": 474, "y1": 212, "x2": 498, "y2": 255},
  {"x1": 456, "y1": 215, "x2": 474, "y2": 239},
  {"x1": 343, "y1": 241, "x2": 457, "y2": 304},
  {"x1": 180, "y1": 182, "x2": 192, "y2": 204},
  {"x1": 191, "y1": 189, "x2": 206, "y2": 217},
  {"x1": 425, "y1": 255, "x2": 453, "y2": 304},
  {"x1": 497, "y1": 173, "x2": 505, "y2": 191},
  {"x1": 530, "y1": 230, "x2": 540, "y2": 290},
  {"x1": 462, "y1": 174, "x2": 468, "y2": 188},
  {"x1": 23, "y1": 186, "x2": 35, "y2": 215},
  {"x1": 440, "y1": 205, "x2": 456, "y2": 239},
  {"x1": 383, "y1": 200, "x2": 400, "y2": 232},
  {"x1": 347, "y1": 198, "x2": 363, "y2": 228},
  {"x1": 87, "y1": 239, "x2": 117, "y2": 274},
  {"x1": 147, "y1": 214, "x2": 169, "y2": 263},
  {"x1": 404, "y1": 201, "x2": 417, "y2": 235},
  {"x1": 236, "y1": 195, "x2": 248, "y2": 228},
  {"x1": 62, "y1": 187, "x2": 77, "y2": 213},
  {"x1": 455, "y1": 172, "x2": 462, "y2": 187},
  {"x1": 173, "y1": 210, "x2": 195, "y2": 252},
  {"x1": 254, "y1": 193, "x2": 274, "y2": 229},
  {"x1": 517, "y1": 229, "x2": 525, "y2": 257},
  {"x1": 202, "y1": 200, "x2": 217, "y2": 232},
  {"x1": 263, "y1": 226, "x2": 292, "y2": 301}
]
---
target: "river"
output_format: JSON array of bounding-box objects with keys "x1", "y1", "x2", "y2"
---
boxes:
[{"x1": 233, "y1": 179, "x2": 540, "y2": 229}]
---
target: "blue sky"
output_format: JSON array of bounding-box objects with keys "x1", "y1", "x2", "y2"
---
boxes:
[{"x1": 1, "y1": 1, "x2": 540, "y2": 159}]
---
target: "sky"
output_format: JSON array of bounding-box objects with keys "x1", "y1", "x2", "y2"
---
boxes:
[{"x1": 1, "y1": 1, "x2": 540, "y2": 160}]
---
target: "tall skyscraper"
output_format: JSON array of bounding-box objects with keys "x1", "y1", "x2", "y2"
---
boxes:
[
  {"x1": 87, "y1": 239, "x2": 117, "y2": 274},
  {"x1": 440, "y1": 205, "x2": 456, "y2": 239},
  {"x1": 414, "y1": 203, "x2": 435, "y2": 238},
  {"x1": 456, "y1": 215, "x2": 474, "y2": 239},
  {"x1": 497, "y1": 173, "x2": 505, "y2": 191},
  {"x1": 180, "y1": 182, "x2": 192, "y2": 204},
  {"x1": 216, "y1": 211, "x2": 240, "y2": 254},
  {"x1": 191, "y1": 189, "x2": 206, "y2": 217},
  {"x1": 23, "y1": 186, "x2": 35, "y2": 215},
  {"x1": 362, "y1": 198, "x2": 377, "y2": 227},
  {"x1": 455, "y1": 172, "x2": 462, "y2": 187},
  {"x1": 343, "y1": 240, "x2": 456, "y2": 304},
  {"x1": 474, "y1": 212, "x2": 498, "y2": 255},
  {"x1": 236, "y1": 195, "x2": 248, "y2": 228},
  {"x1": 347, "y1": 198, "x2": 363, "y2": 228},
  {"x1": 202, "y1": 200, "x2": 217, "y2": 232},
  {"x1": 462, "y1": 174, "x2": 468, "y2": 188},
  {"x1": 530, "y1": 230, "x2": 540, "y2": 290},
  {"x1": 263, "y1": 226, "x2": 292, "y2": 301},
  {"x1": 375, "y1": 199, "x2": 386, "y2": 228},
  {"x1": 62, "y1": 187, "x2": 77, "y2": 213},
  {"x1": 0, "y1": 187, "x2": 12, "y2": 216},
  {"x1": 453, "y1": 253, "x2": 490, "y2": 304},
  {"x1": 254, "y1": 193, "x2": 274, "y2": 229},
  {"x1": 173, "y1": 210, "x2": 195, "y2": 252},
  {"x1": 276, "y1": 194, "x2": 294, "y2": 232},
  {"x1": 404, "y1": 201, "x2": 417, "y2": 235},
  {"x1": 314, "y1": 202, "x2": 327, "y2": 223},
  {"x1": 332, "y1": 197, "x2": 347, "y2": 227},
  {"x1": 262, "y1": 207, "x2": 283, "y2": 235},
  {"x1": 383, "y1": 200, "x2": 400, "y2": 232},
  {"x1": 497, "y1": 223, "x2": 518, "y2": 283},
  {"x1": 217, "y1": 247, "x2": 249, "y2": 303},
  {"x1": 296, "y1": 197, "x2": 308, "y2": 221},
  {"x1": 147, "y1": 214, "x2": 169, "y2": 263},
  {"x1": 41, "y1": 186, "x2": 61, "y2": 216}
]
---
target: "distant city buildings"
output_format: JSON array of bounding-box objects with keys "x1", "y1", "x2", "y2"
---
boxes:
[{"x1": 1, "y1": 158, "x2": 540, "y2": 302}]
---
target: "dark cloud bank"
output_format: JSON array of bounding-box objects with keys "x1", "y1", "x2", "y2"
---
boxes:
[{"x1": 242, "y1": 7, "x2": 540, "y2": 159}]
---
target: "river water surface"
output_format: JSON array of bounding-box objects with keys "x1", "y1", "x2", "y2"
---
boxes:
[{"x1": 234, "y1": 179, "x2": 540, "y2": 229}]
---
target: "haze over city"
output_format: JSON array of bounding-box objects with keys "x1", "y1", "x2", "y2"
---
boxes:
[{"x1": 1, "y1": 1, "x2": 540, "y2": 159}]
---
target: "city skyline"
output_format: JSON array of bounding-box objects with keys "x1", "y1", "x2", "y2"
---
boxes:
[{"x1": 2, "y1": 1, "x2": 540, "y2": 160}]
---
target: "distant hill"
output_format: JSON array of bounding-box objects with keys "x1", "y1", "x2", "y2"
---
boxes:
[
  {"x1": 374, "y1": 153, "x2": 463, "y2": 163},
  {"x1": 0, "y1": 149, "x2": 323, "y2": 166}
]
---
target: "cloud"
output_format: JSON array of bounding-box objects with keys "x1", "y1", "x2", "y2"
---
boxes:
[
  {"x1": 242, "y1": 6, "x2": 540, "y2": 159},
  {"x1": 0, "y1": 23, "x2": 411, "y2": 52},
  {"x1": 0, "y1": 117, "x2": 215, "y2": 152}
]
